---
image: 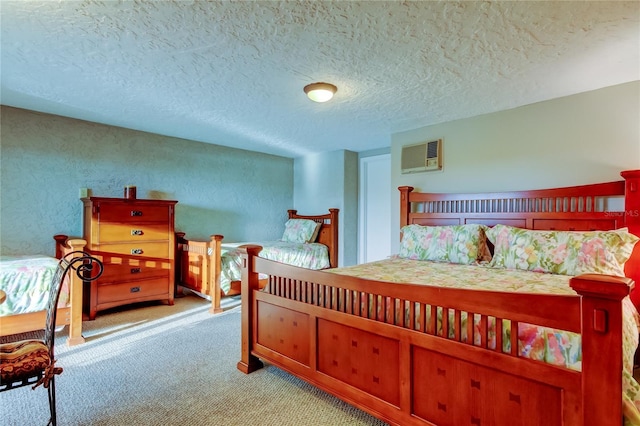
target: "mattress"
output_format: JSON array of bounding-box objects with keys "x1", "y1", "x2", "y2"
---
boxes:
[
  {"x1": 219, "y1": 241, "x2": 330, "y2": 294},
  {"x1": 0, "y1": 255, "x2": 65, "y2": 317}
]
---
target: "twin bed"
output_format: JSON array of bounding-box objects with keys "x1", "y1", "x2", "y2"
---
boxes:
[
  {"x1": 0, "y1": 209, "x2": 339, "y2": 344},
  {"x1": 0, "y1": 236, "x2": 89, "y2": 346},
  {"x1": 236, "y1": 170, "x2": 640, "y2": 426},
  {"x1": 175, "y1": 208, "x2": 339, "y2": 314}
]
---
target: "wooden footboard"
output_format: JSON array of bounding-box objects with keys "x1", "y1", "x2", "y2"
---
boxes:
[
  {"x1": 0, "y1": 235, "x2": 88, "y2": 345},
  {"x1": 175, "y1": 233, "x2": 264, "y2": 313},
  {"x1": 175, "y1": 233, "x2": 223, "y2": 314},
  {"x1": 238, "y1": 247, "x2": 629, "y2": 425}
]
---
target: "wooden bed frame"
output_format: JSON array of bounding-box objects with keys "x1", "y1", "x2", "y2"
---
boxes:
[
  {"x1": 237, "y1": 170, "x2": 640, "y2": 426},
  {"x1": 0, "y1": 235, "x2": 88, "y2": 346},
  {"x1": 175, "y1": 208, "x2": 339, "y2": 314}
]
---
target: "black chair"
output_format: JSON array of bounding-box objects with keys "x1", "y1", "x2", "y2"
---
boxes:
[{"x1": 0, "y1": 251, "x2": 102, "y2": 426}]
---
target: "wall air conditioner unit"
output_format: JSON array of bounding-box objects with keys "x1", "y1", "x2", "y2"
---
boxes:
[{"x1": 401, "y1": 139, "x2": 442, "y2": 174}]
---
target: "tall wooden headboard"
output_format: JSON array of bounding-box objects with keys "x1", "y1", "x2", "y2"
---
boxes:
[
  {"x1": 399, "y1": 169, "x2": 640, "y2": 305},
  {"x1": 288, "y1": 208, "x2": 339, "y2": 268}
]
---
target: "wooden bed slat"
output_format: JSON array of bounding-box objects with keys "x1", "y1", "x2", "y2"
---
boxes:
[{"x1": 495, "y1": 318, "x2": 504, "y2": 354}]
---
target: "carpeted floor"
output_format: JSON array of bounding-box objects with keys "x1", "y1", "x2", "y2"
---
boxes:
[{"x1": 0, "y1": 294, "x2": 388, "y2": 426}]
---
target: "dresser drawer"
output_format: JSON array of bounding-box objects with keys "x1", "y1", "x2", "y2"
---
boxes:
[
  {"x1": 98, "y1": 203, "x2": 170, "y2": 223},
  {"x1": 96, "y1": 278, "x2": 170, "y2": 305},
  {"x1": 98, "y1": 261, "x2": 171, "y2": 282},
  {"x1": 97, "y1": 222, "x2": 170, "y2": 243},
  {"x1": 93, "y1": 242, "x2": 169, "y2": 258}
]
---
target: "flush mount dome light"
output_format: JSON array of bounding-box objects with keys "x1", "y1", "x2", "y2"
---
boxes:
[{"x1": 304, "y1": 82, "x2": 337, "y2": 103}]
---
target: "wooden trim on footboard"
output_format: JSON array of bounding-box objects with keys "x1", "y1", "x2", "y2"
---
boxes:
[
  {"x1": 0, "y1": 235, "x2": 87, "y2": 346},
  {"x1": 238, "y1": 250, "x2": 629, "y2": 426}
]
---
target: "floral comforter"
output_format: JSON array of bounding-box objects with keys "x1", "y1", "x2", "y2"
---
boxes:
[
  {"x1": 219, "y1": 241, "x2": 330, "y2": 294},
  {"x1": 0, "y1": 255, "x2": 66, "y2": 317},
  {"x1": 330, "y1": 257, "x2": 640, "y2": 424}
]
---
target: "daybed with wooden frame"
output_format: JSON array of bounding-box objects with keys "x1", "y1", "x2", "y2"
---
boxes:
[
  {"x1": 175, "y1": 208, "x2": 339, "y2": 314},
  {"x1": 0, "y1": 235, "x2": 89, "y2": 346},
  {"x1": 237, "y1": 170, "x2": 640, "y2": 426}
]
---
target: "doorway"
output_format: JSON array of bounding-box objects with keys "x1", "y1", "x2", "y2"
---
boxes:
[{"x1": 358, "y1": 154, "x2": 391, "y2": 264}]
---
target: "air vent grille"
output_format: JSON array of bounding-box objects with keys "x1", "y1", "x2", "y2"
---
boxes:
[{"x1": 401, "y1": 139, "x2": 442, "y2": 174}]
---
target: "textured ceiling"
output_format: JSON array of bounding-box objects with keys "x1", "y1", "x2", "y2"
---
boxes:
[{"x1": 1, "y1": 1, "x2": 639, "y2": 158}]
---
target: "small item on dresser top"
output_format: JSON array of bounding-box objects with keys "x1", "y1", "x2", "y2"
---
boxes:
[{"x1": 124, "y1": 185, "x2": 136, "y2": 199}]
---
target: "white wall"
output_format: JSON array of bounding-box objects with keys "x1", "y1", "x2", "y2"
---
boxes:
[
  {"x1": 294, "y1": 150, "x2": 358, "y2": 266},
  {"x1": 1, "y1": 106, "x2": 293, "y2": 255},
  {"x1": 359, "y1": 153, "x2": 391, "y2": 263},
  {"x1": 390, "y1": 81, "x2": 640, "y2": 252}
]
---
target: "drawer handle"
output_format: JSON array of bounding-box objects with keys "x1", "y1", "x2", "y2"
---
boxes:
[
  {"x1": 130, "y1": 286, "x2": 141, "y2": 293},
  {"x1": 131, "y1": 229, "x2": 143, "y2": 236},
  {"x1": 130, "y1": 210, "x2": 143, "y2": 217},
  {"x1": 131, "y1": 248, "x2": 143, "y2": 255},
  {"x1": 130, "y1": 268, "x2": 141, "y2": 274}
]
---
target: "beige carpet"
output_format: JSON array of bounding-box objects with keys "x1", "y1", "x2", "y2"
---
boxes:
[{"x1": 0, "y1": 293, "x2": 388, "y2": 425}]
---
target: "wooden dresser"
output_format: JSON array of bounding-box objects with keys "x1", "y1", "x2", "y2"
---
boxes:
[{"x1": 81, "y1": 197, "x2": 178, "y2": 319}]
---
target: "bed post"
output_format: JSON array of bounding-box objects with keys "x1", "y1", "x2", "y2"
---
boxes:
[
  {"x1": 622, "y1": 170, "x2": 640, "y2": 234},
  {"x1": 328, "y1": 208, "x2": 339, "y2": 268},
  {"x1": 570, "y1": 274, "x2": 631, "y2": 425},
  {"x1": 64, "y1": 238, "x2": 88, "y2": 346},
  {"x1": 622, "y1": 170, "x2": 640, "y2": 306},
  {"x1": 53, "y1": 234, "x2": 69, "y2": 259},
  {"x1": 174, "y1": 232, "x2": 186, "y2": 297},
  {"x1": 237, "y1": 245, "x2": 264, "y2": 374},
  {"x1": 398, "y1": 186, "x2": 414, "y2": 229},
  {"x1": 209, "y1": 235, "x2": 223, "y2": 314}
]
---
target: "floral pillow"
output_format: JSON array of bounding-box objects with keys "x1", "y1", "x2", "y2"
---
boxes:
[
  {"x1": 281, "y1": 219, "x2": 320, "y2": 243},
  {"x1": 399, "y1": 224, "x2": 490, "y2": 265},
  {"x1": 486, "y1": 224, "x2": 639, "y2": 277}
]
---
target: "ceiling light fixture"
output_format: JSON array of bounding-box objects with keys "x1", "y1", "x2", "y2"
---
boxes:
[{"x1": 304, "y1": 82, "x2": 337, "y2": 103}]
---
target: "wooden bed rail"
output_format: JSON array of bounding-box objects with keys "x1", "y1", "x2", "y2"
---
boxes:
[
  {"x1": 399, "y1": 181, "x2": 626, "y2": 213},
  {"x1": 238, "y1": 246, "x2": 629, "y2": 425}
]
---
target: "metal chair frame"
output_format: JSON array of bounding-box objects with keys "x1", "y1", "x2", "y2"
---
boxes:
[{"x1": 0, "y1": 251, "x2": 102, "y2": 426}]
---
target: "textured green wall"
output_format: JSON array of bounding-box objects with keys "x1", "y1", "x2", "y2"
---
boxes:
[{"x1": 0, "y1": 106, "x2": 293, "y2": 255}]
